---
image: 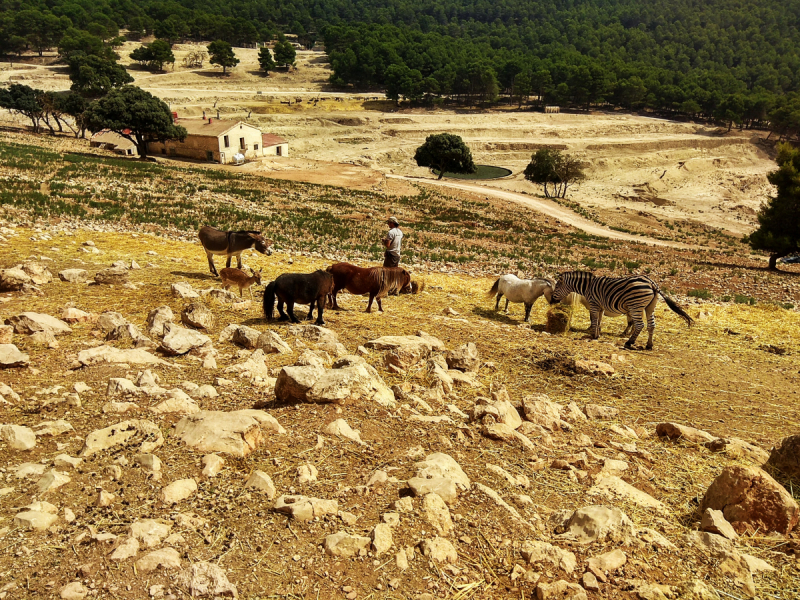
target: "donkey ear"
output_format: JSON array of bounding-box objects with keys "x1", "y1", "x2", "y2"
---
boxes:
[{"x1": 248, "y1": 232, "x2": 263, "y2": 239}]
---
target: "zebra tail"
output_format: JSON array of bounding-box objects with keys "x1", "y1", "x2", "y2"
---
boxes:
[
  {"x1": 487, "y1": 278, "x2": 500, "y2": 298},
  {"x1": 657, "y1": 288, "x2": 694, "y2": 327}
]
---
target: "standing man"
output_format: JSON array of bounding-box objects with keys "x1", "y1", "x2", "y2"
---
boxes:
[{"x1": 382, "y1": 216, "x2": 403, "y2": 267}]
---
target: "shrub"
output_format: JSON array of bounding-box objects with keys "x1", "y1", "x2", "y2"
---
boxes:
[{"x1": 688, "y1": 289, "x2": 712, "y2": 299}]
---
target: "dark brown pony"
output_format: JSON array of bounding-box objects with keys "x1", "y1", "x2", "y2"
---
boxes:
[
  {"x1": 326, "y1": 263, "x2": 416, "y2": 313},
  {"x1": 263, "y1": 270, "x2": 334, "y2": 326}
]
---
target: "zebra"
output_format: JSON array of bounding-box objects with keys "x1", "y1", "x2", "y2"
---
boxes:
[{"x1": 549, "y1": 271, "x2": 693, "y2": 350}]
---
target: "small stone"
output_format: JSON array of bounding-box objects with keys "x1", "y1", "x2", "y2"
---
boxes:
[
  {"x1": 37, "y1": 469, "x2": 71, "y2": 493},
  {"x1": 582, "y1": 572, "x2": 599, "y2": 591},
  {"x1": 535, "y1": 580, "x2": 587, "y2": 600},
  {"x1": 14, "y1": 510, "x2": 58, "y2": 530},
  {"x1": 422, "y1": 492, "x2": 454, "y2": 536},
  {"x1": 700, "y1": 508, "x2": 739, "y2": 540},
  {"x1": 584, "y1": 404, "x2": 619, "y2": 420},
  {"x1": 96, "y1": 489, "x2": 115, "y2": 507},
  {"x1": 324, "y1": 532, "x2": 371, "y2": 557},
  {"x1": 161, "y1": 479, "x2": 198, "y2": 504},
  {"x1": 60, "y1": 582, "x2": 89, "y2": 600},
  {"x1": 1, "y1": 424, "x2": 36, "y2": 450},
  {"x1": 420, "y1": 537, "x2": 458, "y2": 563},
  {"x1": 245, "y1": 471, "x2": 276, "y2": 498},
  {"x1": 297, "y1": 464, "x2": 318, "y2": 484},
  {"x1": 135, "y1": 548, "x2": 182, "y2": 573},
  {"x1": 109, "y1": 536, "x2": 140, "y2": 561},
  {"x1": 371, "y1": 523, "x2": 393, "y2": 555},
  {"x1": 202, "y1": 454, "x2": 225, "y2": 477}
]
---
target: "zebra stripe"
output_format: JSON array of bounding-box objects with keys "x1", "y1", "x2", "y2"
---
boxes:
[{"x1": 550, "y1": 271, "x2": 692, "y2": 349}]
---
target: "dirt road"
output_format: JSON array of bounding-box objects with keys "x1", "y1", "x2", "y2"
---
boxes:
[{"x1": 390, "y1": 175, "x2": 698, "y2": 249}]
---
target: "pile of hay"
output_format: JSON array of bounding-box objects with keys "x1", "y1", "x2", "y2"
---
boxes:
[{"x1": 546, "y1": 306, "x2": 570, "y2": 333}]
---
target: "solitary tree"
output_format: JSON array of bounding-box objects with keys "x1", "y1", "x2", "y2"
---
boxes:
[
  {"x1": 130, "y1": 40, "x2": 174, "y2": 71},
  {"x1": 524, "y1": 148, "x2": 585, "y2": 198},
  {"x1": 208, "y1": 40, "x2": 239, "y2": 75},
  {"x1": 83, "y1": 85, "x2": 187, "y2": 159},
  {"x1": 273, "y1": 40, "x2": 296, "y2": 68},
  {"x1": 258, "y1": 47, "x2": 276, "y2": 74},
  {"x1": 745, "y1": 143, "x2": 800, "y2": 270},
  {"x1": 414, "y1": 133, "x2": 476, "y2": 180}
]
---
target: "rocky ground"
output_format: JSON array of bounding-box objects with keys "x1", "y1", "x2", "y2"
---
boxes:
[{"x1": 1, "y1": 222, "x2": 799, "y2": 600}]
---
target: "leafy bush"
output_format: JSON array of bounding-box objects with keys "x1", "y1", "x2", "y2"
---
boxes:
[{"x1": 688, "y1": 289, "x2": 712, "y2": 299}]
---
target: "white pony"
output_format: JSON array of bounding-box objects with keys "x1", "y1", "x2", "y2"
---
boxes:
[{"x1": 487, "y1": 274, "x2": 556, "y2": 322}]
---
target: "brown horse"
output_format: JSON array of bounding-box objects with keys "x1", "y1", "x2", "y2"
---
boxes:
[{"x1": 326, "y1": 263, "x2": 415, "y2": 313}]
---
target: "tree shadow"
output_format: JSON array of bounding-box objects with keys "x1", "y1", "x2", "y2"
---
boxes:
[
  {"x1": 695, "y1": 260, "x2": 800, "y2": 276},
  {"x1": 195, "y1": 70, "x2": 231, "y2": 78},
  {"x1": 471, "y1": 305, "x2": 533, "y2": 327}
]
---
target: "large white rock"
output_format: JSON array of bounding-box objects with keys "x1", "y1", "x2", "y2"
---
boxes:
[
  {"x1": 173, "y1": 410, "x2": 285, "y2": 457},
  {"x1": 364, "y1": 335, "x2": 434, "y2": 353},
  {"x1": 558, "y1": 505, "x2": 637, "y2": 545},
  {"x1": 172, "y1": 282, "x2": 199, "y2": 299},
  {"x1": 274, "y1": 364, "x2": 326, "y2": 402},
  {"x1": 414, "y1": 453, "x2": 471, "y2": 490},
  {"x1": 37, "y1": 469, "x2": 71, "y2": 493},
  {"x1": 0, "y1": 344, "x2": 30, "y2": 368},
  {"x1": 521, "y1": 540, "x2": 577, "y2": 574},
  {"x1": 81, "y1": 419, "x2": 164, "y2": 457},
  {"x1": 1, "y1": 424, "x2": 36, "y2": 450},
  {"x1": 182, "y1": 302, "x2": 214, "y2": 330},
  {"x1": 588, "y1": 476, "x2": 668, "y2": 514},
  {"x1": 420, "y1": 537, "x2": 458, "y2": 563},
  {"x1": 407, "y1": 477, "x2": 458, "y2": 504},
  {"x1": 5, "y1": 312, "x2": 72, "y2": 336},
  {"x1": 107, "y1": 378, "x2": 140, "y2": 397},
  {"x1": 224, "y1": 349, "x2": 272, "y2": 380},
  {"x1": 0, "y1": 267, "x2": 31, "y2": 291},
  {"x1": 109, "y1": 536, "x2": 140, "y2": 561},
  {"x1": 161, "y1": 325, "x2": 212, "y2": 356},
  {"x1": 14, "y1": 510, "x2": 58, "y2": 530},
  {"x1": 232, "y1": 326, "x2": 261, "y2": 349},
  {"x1": 151, "y1": 389, "x2": 200, "y2": 415},
  {"x1": 306, "y1": 356, "x2": 395, "y2": 407},
  {"x1": 244, "y1": 471, "x2": 276, "y2": 498},
  {"x1": 257, "y1": 330, "x2": 292, "y2": 354},
  {"x1": 59, "y1": 269, "x2": 89, "y2": 283},
  {"x1": 146, "y1": 306, "x2": 174, "y2": 337}
]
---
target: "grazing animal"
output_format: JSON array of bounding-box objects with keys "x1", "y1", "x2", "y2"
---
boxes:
[
  {"x1": 198, "y1": 226, "x2": 273, "y2": 276},
  {"x1": 326, "y1": 263, "x2": 413, "y2": 313},
  {"x1": 487, "y1": 274, "x2": 555, "y2": 322},
  {"x1": 220, "y1": 267, "x2": 262, "y2": 298},
  {"x1": 549, "y1": 271, "x2": 693, "y2": 349},
  {"x1": 263, "y1": 270, "x2": 334, "y2": 326}
]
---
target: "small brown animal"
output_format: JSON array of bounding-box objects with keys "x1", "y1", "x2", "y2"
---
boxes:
[{"x1": 220, "y1": 267, "x2": 262, "y2": 298}]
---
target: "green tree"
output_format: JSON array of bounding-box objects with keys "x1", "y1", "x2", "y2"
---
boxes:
[
  {"x1": 58, "y1": 92, "x2": 89, "y2": 138},
  {"x1": 207, "y1": 40, "x2": 239, "y2": 75},
  {"x1": 273, "y1": 40, "x2": 296, "y2": 68},
  {"x1": 130, "y1": 40, "x2": 174, "y2": 71},
  {"x1": 258, "y1": 47, "x2": 276, "y2": 74},
  {"x1": 524, "y1": 148, "x2": 585, "y2": 198},
  {"x1": 414, "y1": 133, "x2": 476, "y2": 180},
  {"x1": 67, "y1": 53, "x2": 133, "y2": 97},
  {"x1": 83, "y1": 85, "x2": 187, "y2": 159},
  {"x1": 0, "y1": 83, "x2": 43, "y2": 131},
  {"x1": 745, "y1": 144, "x2": 800, "y2": 270}
]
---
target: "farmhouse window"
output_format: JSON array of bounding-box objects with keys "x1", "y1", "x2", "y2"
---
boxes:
[
  {"x1": 223, "y1": 135, "x2": 230, "y2": 148},
  {"x1": 240, "y1": 137, "x2": 246, "y2": 149},
  {"x1": 254, "y1": 143, "x2": 259, "y2": 151}
]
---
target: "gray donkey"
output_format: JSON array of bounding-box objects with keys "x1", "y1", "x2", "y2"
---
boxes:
[{"x1": 198, "y1": 226, "x2": 273, "y2": 276}]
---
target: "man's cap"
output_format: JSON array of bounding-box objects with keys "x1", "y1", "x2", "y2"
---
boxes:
[{"x1": 387, "y1": 216, "x2": 399, "y2": 225}]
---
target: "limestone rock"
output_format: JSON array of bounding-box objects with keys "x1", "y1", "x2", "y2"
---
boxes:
[
  {"x1": 61, "y1": 307, "x2": 92, "y2": 323},
  {"x1": 323, "y1": 419, "x2": 364, "y2": 444},
  {"x1": 766, "y1": 434, "x2": 800, "y2": 479},
  {"x1": 202, "y1": 454, "x2": 225, "y2": 477},
  {"x1": 656, "y1": 422, "x2": 715, "y2": 444},
  {"x1": 446, "y1": 342, "x2": 480, "y2": 372},
  {"x1": 5, "y1": 312, "x2": 72, "y2": 336},
  {"x1": 472, "y1": 397, "x2": 522, "y2": 429},
  {"x1": 0, "y1": 267, "x2": 31, "y2": 291},
  {"x1": 94, "y1": 267, "x2": 129, "y2": 285},
  {"x1": 257, "y1": 330, "x2": 292, "y2": 354},
  {"x1": 287, "y1": 324, "x2": 339, "y2": 345},
  {"x1": 588, "y1": 476, "x2": 667, "y2": 513},
  {"x1": 305, "y1": 358, "x2": 395, "y2": 407},
  {"x1": 422, "y1": 492, "x2": 454, "y2": 536},
  {"x1": 520, "y1": 541, "x2": 577, "y2": 574},
  {"x1": 371, "y1": 523, "x2": 393, "y2": 555},
  {"x1": 324, "y1": 532, "x2": 371, "y2": 557},
  {"x1": 175, "y1": 561, "x2": 238, "y2": 598},
  {"x1": 224, "y1": 348, "x2": 272, "y2": 380},
  {"x1": 1, "y1": 424, "x2": 36, "y2": 450},
  {"x1": 172, "y1": 282, "x2": 199, "y2": 299},
  {"x1": 59, "y1": 269, "x2": 89, "y2": 283},
  {"x1": 584, "y1": 404, "x2": 619, "y2": 420},
  {"x1": 419, "y1": 537, "x2": 457, "y2": 563},
  {"x1": 82, "y1": 419, "x2": 164, "y2": 456},
  {"x1": 245, "y1": 471, "x2": 276, "y2": 498},
  {"x1": 701, "y1": 466, "x2": 799, "y2": 534},
  {"x1": 130, "y1": 519, "x2": 172, "y2": 548},
  {"x1": 297, "y1": 464, "x2": 318, "y2": 484},
  {"x1": 14, "y1": 510, "x2": 58, "y2": 530},
  {"x1": 173, "y1": 410, "x2": 285, "y2": 457},
  {"x1": 135, "y1": 453, "x2": 162, "y2": 472},
  {"x1": 558, "y1": 505, "x2": 637, "y2": 544},
  {"x1": 77, "y1": 345, "x2": 169, "y2": 367},
  {"x1": 60, "y1": 582, "x2": 88, "y2": 600},
  {"x1": 54, "y1": 454, "x2": 83, "y2": 469},
  {"x1": 161, "y1": 325, "x2": 212, "y2": 356},
  {"x1": 109, "y1": 536, "x2": 139, "y2": 561},
  {"x1": 364, "y1": 335, "x2": 435, "y2": 355},
  {"x1": 700, "y1": 508, "x2": 739, "y2": 541},
  {"x1": 107, "y1": 378, "x2": 140, "y2": 397},
  {"x1": 161, "y1": 478, "x2": 198, "y2": 503},
  {"x1": 135, "y1": 548, "x2": 181, "y2": 573},
  {"x1": 37, "y1": 469, "x2": 71, "y2": 493},
  {"x1": 151, "y1": 389, "x2": 199, "y2": 415},
  {"x1": 408, "y1": 477, "x2": 457, "y2": 504},
  {"x1": 232, "y1": 325, "x2": 261, "y2": 349},
  {"x1": 33, "y1": 419, "x2": 74, "y2": 437},
  {"x1": 146, "y1": 306, "x2": 174, "y2": 337},
  {"x1": 483, "y1": 422, "x2": 537, "y2": 452},
  {"x1": 523, "y1": 395, "x2": 566, "y2": 431},
  {"x1": 587, "y1": 549, "x2": 626, "y2": 573},
  {"x1": 535, "y1": 580, "x2": 587, "y2": 600},
  {"x1": 274, "y1": 495, "x2": 338, "y2": 522},
  {"x1": 705, "y1": 437, "x2": 769, "y2": 464},
  {"x1": 0, "y1": 344, "x2": 29, "y2": 368}
]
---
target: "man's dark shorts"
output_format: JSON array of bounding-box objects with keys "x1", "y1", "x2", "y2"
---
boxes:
[{"x1": 383, "y1": 251, "x2": 400, "y2": 268}]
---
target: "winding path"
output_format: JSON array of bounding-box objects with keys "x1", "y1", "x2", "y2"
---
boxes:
[{"x1": 388, "y1": 175, "x2": 696, "y2": 250}]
